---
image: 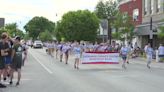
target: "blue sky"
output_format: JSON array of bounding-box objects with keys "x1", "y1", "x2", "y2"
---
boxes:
[{"x1": 0, "y1": 0, "x2": 105, "y2": 31}]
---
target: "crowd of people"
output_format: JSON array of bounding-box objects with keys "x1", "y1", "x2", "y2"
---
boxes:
[
  {"x1": 0, "y1": 32, "x2": 28, "y2": 88},
  {"x1": 45, "y1": 40, "x2": 164, "y2": 69},
  {"x1": 1, "y1": 33, "x2": 162, "y2": 88}
]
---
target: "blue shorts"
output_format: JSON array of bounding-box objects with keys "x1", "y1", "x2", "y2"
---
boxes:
[
  {"x1": 4, "y1": 56, "x2": 12, "y2": 65},
  {"x1": 122, "y1": 55, "x2": 127, "y2": 60},
  {"x1": 159, "y1": 55, "x2": 164, "y2": 58}
]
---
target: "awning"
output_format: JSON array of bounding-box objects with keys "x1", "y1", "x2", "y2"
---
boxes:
[{"x1": 134, "y1": 22, "x2": 164, "y2": 36}]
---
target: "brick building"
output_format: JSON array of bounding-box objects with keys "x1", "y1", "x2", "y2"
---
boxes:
[
  {"x1": 119, "y1": 0, "x2": 142, "y2": 26},
  {"x1": 119, "y1": 0, "x2": 164, "y2": 48}
]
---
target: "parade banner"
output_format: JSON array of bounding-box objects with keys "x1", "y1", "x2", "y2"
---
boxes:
[{"x1": 81, "y1": 52, "x2": 120, "y2": 64}]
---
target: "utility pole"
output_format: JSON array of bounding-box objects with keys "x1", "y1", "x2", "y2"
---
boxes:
[{"x1": 149, "y1": 17, "x2": 153, "y2": 47}]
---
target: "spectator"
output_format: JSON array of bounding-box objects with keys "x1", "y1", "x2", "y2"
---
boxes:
[
  {"x1": 158, "y1": 44, "x2": 164, "y2": 62},
  {"x1": 145, "y1": 43, "x2": 154, "y2": 69}
]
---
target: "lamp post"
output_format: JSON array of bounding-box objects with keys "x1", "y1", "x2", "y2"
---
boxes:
[
  {"x1": 149, "y1": 17, "x2": 153, "y2": 47},
  {"x1": 100, "y1": 19, "x2": 108, "y2": 43},
  {"x1": 107, "y1": 17, "x2": 115, "y2": 45}
]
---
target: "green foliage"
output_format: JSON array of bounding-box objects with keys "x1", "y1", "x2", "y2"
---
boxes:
[
  {"x1": 24, "y1": 33, "x2": 31, "y2": 41},
  {"x1": 95, "y1": 1, "x2": 134, "y2": 42},
  {"x1": 55, "y1": 10, "x2": 99, "y2": 42},
  {"x1": 39, "y1": 30, "x2": 53, "y2": 42},
  {"x1": 0, "y1": 23, "x2": 24, "y2": 38},
  {"x1": 158, "y1": 26, "x2": 164, "y2": 38},
  {"x1": 112, "y1": 12, "x2": 134, "y2": 42},
  {"x1": 24, "y1": 16, "x2": 55, "y2": 40},
  {"x1": 54, "y1": 21, "x2": 62, "y2": 41},
  {"x1": 95, "y1": 0, "x2": 118, "y2": 20}
]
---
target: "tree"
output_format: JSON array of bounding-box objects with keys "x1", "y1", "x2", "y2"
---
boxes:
[
  {"x1": 95, "y1": 0, "x2": 118, "y2": 43},
  {"x1": 54, "y1": 21, "x2": 62, "y2": 41},
  {"x1": 158, "y1": 26, "x2": 164, "y2": 38},
  {"x1": 39, "y1": 30, "x2": 53, "y2": 42},
  {"x1": 24, "y1": 33, "x2": 31, "y2": 41},
  {"x1": 24, "y1": 16, "x2": 55, "y2": 40},
  {"x1": 0, "y1": 23, "x2": 24, "y2": 38},
  {"x1": 55, "y1": 10, "x2": 99, "y2": 42},
  {"x1": 112, "y1": 12, "x2": 135, "y2": 42}
]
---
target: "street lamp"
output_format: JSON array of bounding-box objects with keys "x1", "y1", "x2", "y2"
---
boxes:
[
  {"x1": 100, "y1": 19, "x2": 108, "y2": 43},
  {"x1": 107, "y1": 16, "x2": 115, "y2": 44},
  {"x1": 149, "y1": 17, "x2": 158, "y2": 48}
]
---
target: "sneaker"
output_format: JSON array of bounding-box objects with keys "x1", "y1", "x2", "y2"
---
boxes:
[
  {"x1": 9, "y1": 81, "x2": 13, "y2": 85},
  {"x1": 147, "y1": 65, "x2": 151, "y2": 69},
  {"x1": 74, "y1": 65, "x2": 76, "y2": 69},
  {"x1": 3, "y1": 77, "x2": 6, "y2": 81},
  {"x1": 122, "y1": 64, "x2": 126, "y2": 69},
  {"x1": 0, "y1": 83, "x2": 6, "y2": 88},
  {"x1": 16, "y1": 82, "x2": 19, "y2": 86}
]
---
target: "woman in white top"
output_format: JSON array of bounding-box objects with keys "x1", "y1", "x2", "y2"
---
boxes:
[
  {"x1": 62, "y1": 43, "x2": 71, "y2": 64},
  {"x1": 73, "y1": 42, "x2": 82, "y2": 69},
  {"x1": 120, "y1": 44, "x2": 129, "y2": 69},
  {"x1": 57, "y1": 42, "x2": 64, "y2": 62}
]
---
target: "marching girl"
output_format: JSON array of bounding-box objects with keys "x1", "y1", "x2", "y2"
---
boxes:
[
  {"x1": 97, "y1": 43, "x2": 108, "y2": 52},
  {"x1": 57, "y1": 42, "x2": 64, "y2": 62},
  {"x1": 62, "y1": 43, "x2": 71, "y2": 64},
  {"x1": 54, "y1": 41, "x2": 58, "y2": 59},
  {"x1": 73, "y1": 42, "x2": 82, "y2": 69},
  {"x1": 93, "y1": 42, "x2": 99, "y2": 52}
]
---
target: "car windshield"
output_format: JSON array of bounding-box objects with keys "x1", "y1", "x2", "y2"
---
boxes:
[{"x1": 34, "y1": 41, "x2": 42, "y2": 43}]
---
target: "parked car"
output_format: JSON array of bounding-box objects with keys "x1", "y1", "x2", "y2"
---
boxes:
[{"x1": 33, "y1": 40, "x2": 43, "y2": 48}]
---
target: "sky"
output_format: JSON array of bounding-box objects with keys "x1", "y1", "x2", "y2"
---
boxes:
[{"x1": 0, "y1": 0, "x2": 106, "y2": 30}]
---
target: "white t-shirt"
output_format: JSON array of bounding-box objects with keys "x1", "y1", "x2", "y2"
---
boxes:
[
  {"x1": 120, "y1": 47, "x2": 129, "y2": 55},
  {"x1": 62, "y1": 45, "x2": 71, "y2": 53},
  {"x1": 158, "y1": 46, "x2": 164, "y2": 55}
]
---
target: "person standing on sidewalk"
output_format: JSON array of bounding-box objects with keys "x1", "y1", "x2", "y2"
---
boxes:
[
  {"x1": 158, "y1": 44, "x2": 164, "y2": 62},
  {"x1": 120, "y1": 44, "x2": 129, "y2": 69},
  {"x1": 3, "y1": 38, "x2": 13, "y2": 82},
  {"x1": 10, "y1": 36, "x2": 23, "y2": 86},
  {"x1": 0, "y1": 33, "x2": 9, "y2": 88},
  {"x1": 145, "y1": 43, "x2": 154, "y2": 69},
  {"x1": 22, "y1": 42, "x2": 28, "y2": 66}
]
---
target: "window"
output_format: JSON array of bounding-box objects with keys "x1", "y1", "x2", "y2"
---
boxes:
[
  {"x1": 150, "y1": 0, "x2": 153, "y2": 14},
  {"x1": 144, "y1": 0, "x2": 148, "y2": 15},
  {"x1": 156, "y1": 0, "x2": 161, "y2": 12},
  {"x1": 133, "y1": 9, "x2": 139, "y2": 21}
]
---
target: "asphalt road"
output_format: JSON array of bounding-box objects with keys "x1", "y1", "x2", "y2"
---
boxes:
[{"x1": 1, "y1": 48, "x2": 164, "y2": 92}]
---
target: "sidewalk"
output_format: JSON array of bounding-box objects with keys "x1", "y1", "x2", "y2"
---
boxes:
[{"x1": 130, "y1": 57, "x2": 164, "y2": 69}]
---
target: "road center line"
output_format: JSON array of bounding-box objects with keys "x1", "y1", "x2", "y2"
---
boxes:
[{"x1": 30, "y1": 51, "x2": 53, "y2": 74}]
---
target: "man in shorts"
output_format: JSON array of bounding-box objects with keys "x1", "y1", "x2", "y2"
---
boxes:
[{"x1": 10, "y1": 36, "x2": 23, "y2": 86}]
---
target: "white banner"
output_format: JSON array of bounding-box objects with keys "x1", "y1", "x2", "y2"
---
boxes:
[{"x1": 81, "y1": 52, "x2": 120, "y2": 64}]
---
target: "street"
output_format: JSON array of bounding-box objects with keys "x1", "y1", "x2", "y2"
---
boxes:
[{"x1": 1, "y1": 48, "x2": 164, "y2": 92}]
